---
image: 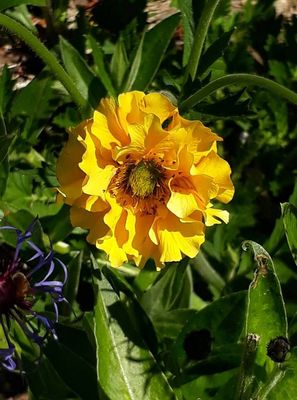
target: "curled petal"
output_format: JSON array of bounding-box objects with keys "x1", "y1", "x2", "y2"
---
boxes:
[{"x1": 0, "y1": 346, "x2": 16, "y2": 371}]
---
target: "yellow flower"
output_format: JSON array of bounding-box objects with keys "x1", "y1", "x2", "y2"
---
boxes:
[{"x1": 56, "y1": 91, "x2": 234, "y2": 268}]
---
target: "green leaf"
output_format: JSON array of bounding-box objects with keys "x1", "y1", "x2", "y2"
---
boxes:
[
  {"x1": 261, "y1": 347, "x2": 297, "y2": 399},
  {"x1": 177, "y1": 0, "x2": 194, "y2": 67},
  {"x1": 281, "y1": 203, "x2": 297, "y2": 266},
  {"x1": 88, "y1": 35, "x2": 117, "y2": 97},
  {"x1": 244, "y1": 348, "x2": 297, "y2": 399},
  {"x1": 153, "y1": 309, "x2": 196, "y2": 339},
  {"x1": 131, "y1": 13, "x2": 180, "y2": 91},
  {"x1": 92, "y1": 261, "x2": 176, "y2": 400},
  {"x1": 10, "y1": 74, "x2": 58, "y2": 143},
  {"x1": 133, "y1": 259, "x2": 159, "y2": 293},
  {"x1": 24, "y1": 356, "x2": 78, "y2": 400},
  {"x1": 110, "y1": 34, "x2": 129, "y2": 91},
  {"x1": 0, "y1": 0, "x2": 45, "y2": 11},
  {"x1": 123, "y1": 33, "x2": 145, "y2": 91},
  {"x1": 179, "y1": 343, "x2": 243, "y2": 380},
  {"x1": 41, "y1": 205, "x2": 73, "y2": 243},
  {"x1": 198, "y1": 28, "x2": 235, "y2": 76},
  {"x1": 173, "y1": 291, "x2": 246, "y2": 368},
  {"x1": 99, "y1": 263, "x2": 159, "y2": 355},
  {"x1": 60, "y1": 36, "x2": 105, "y2": 108},
  {"x1": 243, "y1": 241, "x2": 288, "y2": 366},
  {"x1": 140, "y1": 259, "x2": 191, "y2": 319},
  {"x1": 1, "y1": 171, "x2": 34, "y2": 211}
]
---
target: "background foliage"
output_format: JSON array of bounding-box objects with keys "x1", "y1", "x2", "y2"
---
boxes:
[{"x1": 0, "y1": 0, "x2": 297, "y2": 399}]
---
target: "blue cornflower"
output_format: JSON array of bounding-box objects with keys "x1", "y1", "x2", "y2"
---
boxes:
[{"x1": 0, "y1": 219, "x2": 68, "y2": 370}]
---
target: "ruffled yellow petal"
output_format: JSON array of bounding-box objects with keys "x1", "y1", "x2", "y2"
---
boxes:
[
  {"x1": 151, "y1": 213, "x2": 205, "y2": 262},
  {"x1": 56, "y1": 122, "x2": 87, "y2": 201},
  {"x1": 194, "y1": 151, "x2": 234, "y2": 203},
  {"x1": 92, "y1": 109, "x2": 125, "y2": 151},
  {"x1": 97, "y1": 96, "x2": 129, "y2": 145},
  {"x1": 118, "y1": 91, "x2": 146, "y2": 125},
  {"x1": 78, "y1": 127, "x2": 116, "y2": 198},
  {"x1": 70, "y1": 206, "x2": 109, "y2": 243},
  {"x1": 167, "y1": 190, "x2": 198, "y2": 219},
  {"x1": 204, "y1": 206, "x2": 230, "y2": 226},
  {"x1": 140, "y1": 92, "x2": 177, "y2": 124},
  {"x1": 74, "y1": 194, "x2": 108, "y2": 212},
  {"x1": 98, "y1": 237, "x2": 129, "y2": 267}
]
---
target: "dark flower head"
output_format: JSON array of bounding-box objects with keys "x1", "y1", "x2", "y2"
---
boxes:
[
  {"x1": 267, "y1": 336, "x2": 291, "y2": 363},
  {"x1": 0, "y1": 219, "x2": 68, "y2": 370}
]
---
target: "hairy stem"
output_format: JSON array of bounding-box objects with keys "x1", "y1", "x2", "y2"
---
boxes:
[
  {"x1": 0, "y1": 13, "x2": 88, "y2": 111},
  {"x1": 180, "y1": 73, "x2": 297, "y2": 111}
]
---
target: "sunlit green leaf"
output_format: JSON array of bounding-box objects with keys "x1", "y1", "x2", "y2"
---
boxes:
[
  {"x1": 92, "y1": 258, "x2": 176, "y2": 400},
  {"x1": 177, "y1": 0, "x2": 194, "y2": 67},
  {"x1": 110, "y1": 34, "x2": 129, "y2": 91},
  {"x1": 88, "y1": 35, "x2": 117, "y2": 97},
  {"x1": 241, "y1": 241, "x2": 287, "y2": 375},
  {"x1": 123, "y1": 33, "x2": 145, "y2": 91},
  {"x1": 60, "y1": 36, "x2": 105, "y2": 108}
]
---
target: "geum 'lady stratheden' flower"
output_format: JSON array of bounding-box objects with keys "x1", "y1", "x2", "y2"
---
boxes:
[
  {"x1": 0, "y1": 220, "x2": 67, "y2": 370},
  {"x1": 57, "y1": 91, "x2": 234, "y2": 268}
]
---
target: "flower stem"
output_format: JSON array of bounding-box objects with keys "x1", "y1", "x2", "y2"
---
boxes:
[
  {"x1": 180, "y1": 73, "x2": 297, "y2": 111},
  {"x1": 0, "y1": 13, "x2": 88, "y2": 111},
  {"x1": 186, "y1": 0, "x2": 222, "y2": 81},
  {"x1": 190, "y1": 251, "x2": 225, "y2": 293}
]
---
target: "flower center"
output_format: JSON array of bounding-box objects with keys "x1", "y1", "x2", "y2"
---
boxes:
[{"x1": 128, "y1": 160, "x2": 160, "y2": 198}]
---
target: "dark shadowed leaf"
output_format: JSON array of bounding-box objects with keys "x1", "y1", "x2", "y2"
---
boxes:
[
  {"x1": 24, "y1": 356, "x2": 78, "y2": 400},
  {"x1": 41, "y1": 205, "x2": 73, "y2": 243},
  {"x1": 198, "y1": 28, "x2": 235, "y2": 76},
  {"x1": 0, "y1": 157, "x2": 9, "y2": 198},
  {"x1": 0, "y1": 65, "x2": 13, "y2": 119},
  {"x1": 131, "y1": 13, "x2": 180, "y2": 91},
  {"x1": 0, "y1": 134, "x2": 15, "y2": 163},
  {"x1": 177, "y1": 0, "x2": 194, "y2": 67},
  {"x1": 195, "y1": 90, "x2": 251, "y2": 118},
  {"x1": 0, "y1": 0, "x2": 45, "y2": 11},
  {"x1": 140, "y1": 259, "x2": 191, "y2": 319},
  {"x1": 173, "y1": 291, "x2": 246, "y2": 368},
  {"x1": 43, "y1": 323, "x2": 99, "y2": 400},
  {"x1": 281, "y1": 203, "x2": 297, "y2": 266},
  {"x1": 111, "y1": 34, "x2": 129, "y2": 91}
]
